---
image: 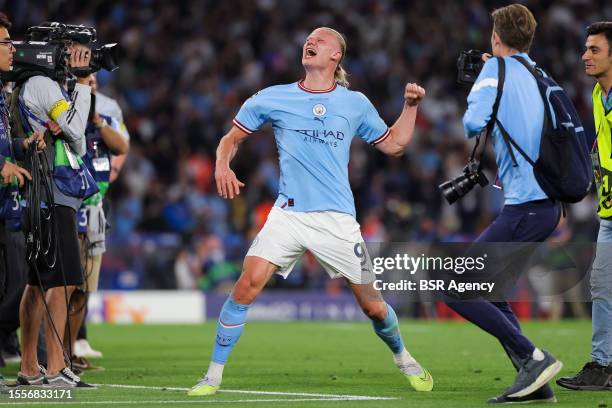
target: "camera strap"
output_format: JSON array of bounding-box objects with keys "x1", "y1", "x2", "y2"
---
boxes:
[
  {"x1": 486, "y1": 57, "x2": 506, "y2": 137},
  {"x1": 471, "y1": 57, "x2": 505, "y2": 166},
  {"x1": 495, "y1": 119, "x2": 535, "y2": 167},
  {"x1": 494, "y1": 56, "x2": 540, "y2": 168}
]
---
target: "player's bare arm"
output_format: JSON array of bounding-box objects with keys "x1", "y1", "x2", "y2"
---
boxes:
[
  {"x1": 215, "y1": 125, "x2": 249, "y2": 199},
  {"x1": 375, "y1": 83, "x2": 425, "y2": 157}
]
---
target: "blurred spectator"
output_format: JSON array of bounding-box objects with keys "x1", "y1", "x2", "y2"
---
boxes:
[{"x1": 5, "y1": 0, "x2": 609, "y2": 291}]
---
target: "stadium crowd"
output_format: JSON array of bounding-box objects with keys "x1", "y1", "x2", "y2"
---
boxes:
[{"x1": 4, "y1": 0, "x2": 609, "y2": 296}]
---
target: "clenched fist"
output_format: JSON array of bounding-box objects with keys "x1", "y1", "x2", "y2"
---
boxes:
[{"x1": 404, "y1": 83, "x2": 426, "y2": 107}]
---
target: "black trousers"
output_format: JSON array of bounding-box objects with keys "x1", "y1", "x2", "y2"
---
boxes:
[
  {"x1": 445, "y1": 199, "x2": 561, "y2": 360},
  {"x1": 0, "y1": 219, "x2": 6, "y2": 304},
  {"x1": 0, "y1": 224, "x2": 26, "y2": 340},
  {"x1": 0, "y1": 225, "x2": 47, "y2": 366}
]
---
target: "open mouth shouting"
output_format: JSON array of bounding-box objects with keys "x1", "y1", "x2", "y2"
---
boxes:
[{"x1": 304, "y1": 47, "x2": 318, "y2": 59}]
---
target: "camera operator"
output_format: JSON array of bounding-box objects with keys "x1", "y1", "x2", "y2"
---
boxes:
[
  {"x1": 65, "y1": 73, "x2": 129, "y2": 370},
  {"x1": 0, "y1": 14, "x2": 45, "y2": 386},
  {"x1": 12, "y1": 39, "x2": 93, "y2": 388},
  {"x1": 444, "y1": 4, "x2": 563, "y2": 404}
]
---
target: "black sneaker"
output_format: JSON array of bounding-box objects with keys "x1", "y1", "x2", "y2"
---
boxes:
[
  {"x1": 503, "y1": 350, "x2": 562, "y2": 398},
  {"x1": 0, "y1": 374, "x2": 7, "y2": 394},
  {"x1": 556, "y1": 362, "x2": 612, "y2": 391},
  {"x1": 487, "y1": 389, "x2": 557, "y2": 404},
  {"x1": 489, "y1": 344, "x2": 557, "y2": 404},
  {"x1": 45, "y1": 367, "x2": 95, "y2": 389},
  {"x1": 16, "y1": 365, "x2": 47, "y2": 386}
]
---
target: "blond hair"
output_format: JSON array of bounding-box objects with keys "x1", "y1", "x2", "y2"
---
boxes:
[{"x1": 317, "y1": 27, "x2": 349, "y2": 88}]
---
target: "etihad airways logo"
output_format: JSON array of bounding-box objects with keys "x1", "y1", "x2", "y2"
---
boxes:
[
  {"x1": 295, "y1": 129, "x2": 344, "y2": 140},
  {"x1": 295, "y1": 128, "x2": 344, "y2": 148},
  {"x1": 296, "y1": 102, "x2": 344, "y2": 147}
]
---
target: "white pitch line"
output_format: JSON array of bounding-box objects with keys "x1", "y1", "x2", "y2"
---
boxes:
[
  {"x1": 0, "y1": 398, "x2": 385, "y2": 405},
  {"x1": 99, "y1": 383, "x2": 398, "y2": 400}
]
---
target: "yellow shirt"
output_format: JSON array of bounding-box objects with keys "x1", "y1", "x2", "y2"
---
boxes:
[{"x1": 593, "y1": 82, "x2": 612, "y2": 219}]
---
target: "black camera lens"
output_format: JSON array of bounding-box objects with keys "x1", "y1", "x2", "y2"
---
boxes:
[
  {"x1": 439, "y1": 174, "x2": 474, "y2": 205},
  {"x1": 439, "y1": 161, "x2": 489, "y2": 205},
  {"x1": 91, "y1": 43, "x2": 120, "y2": 72},
  {"x1": 439, "y1": 180, "x2": 459, "y2": 205}
]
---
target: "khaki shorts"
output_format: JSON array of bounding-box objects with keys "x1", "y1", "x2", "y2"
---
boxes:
[
  {"x1": 79, "y1": 236, "x2": 102, "y2": 292},
  {"x1": 246, "y1": 207, "x2": 374, "y2": 284}
]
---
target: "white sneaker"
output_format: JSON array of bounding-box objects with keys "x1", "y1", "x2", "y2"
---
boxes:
[
  {"x1": 2, "y1": 352, "x2": 21, "y2": 364},
  {"x1": 73, "y1": 339, "x2": 103, "y2": 359}
]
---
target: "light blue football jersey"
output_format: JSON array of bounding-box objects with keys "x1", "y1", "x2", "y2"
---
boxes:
[{"x1": 234, "y1": 81, "x2": 390, "y2": 217}]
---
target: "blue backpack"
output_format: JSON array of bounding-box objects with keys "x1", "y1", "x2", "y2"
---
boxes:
[{"x1": 494, "y1": 56, "x2": 592, "y2": 203}]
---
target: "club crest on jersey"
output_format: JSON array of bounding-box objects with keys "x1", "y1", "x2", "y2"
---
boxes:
[{"x1": 312, "y1": 104, "x2": 326, "y2": 116}]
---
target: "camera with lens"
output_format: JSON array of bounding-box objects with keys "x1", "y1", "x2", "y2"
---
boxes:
[
  {"x1": 440, "y1": 49, "x2": 494, "y2": 205},
  {"x1": 1, "y1": 22, "x2": 119, "y2": 82},
  {"x1": 457, "y1": 49, "x2": 485, "y2": 85},
  {"x1": 439, "y1": 159, "x2": 489, "y2": 205}
]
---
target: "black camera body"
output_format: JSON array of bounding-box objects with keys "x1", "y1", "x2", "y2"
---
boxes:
[
  {"x1": 439, "y1": 49, "x2": 492, "y2": 205},
  {"x1": 4, "y1": 41, "x2": 67, "y2": 82},
  {"x1": 439, "y1": 160, "x2": 489, "y2": 205},
  {"x1": 457, "y1": 50, "x2": 485, "y2": 85},
  {"x1": 1, "y1": 22, "x2": 119, "y2": 83}
]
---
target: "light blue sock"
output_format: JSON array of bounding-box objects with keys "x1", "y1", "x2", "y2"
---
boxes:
[
  {"x1": 371, "y1": 303, "x2": 405, "y2": 354},
  {"x1": 211, "y1": 297, "x2": 250, "y2": 365}
]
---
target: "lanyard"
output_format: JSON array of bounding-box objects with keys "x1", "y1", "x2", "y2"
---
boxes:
[
  {"x1": 18, "y1": 82, "x2": 72, "y2": 132},
  {"x1": 0, "y1": 90, "x2": 15, "y2": 160}
]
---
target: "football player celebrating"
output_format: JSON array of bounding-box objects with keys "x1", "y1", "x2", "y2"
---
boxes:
[{"x1": 188, "y1": 27, "x2": 431, "y2": 396}]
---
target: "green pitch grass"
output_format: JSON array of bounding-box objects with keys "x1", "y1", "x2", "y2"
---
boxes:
[{"x1": 0, "y1": 320, "x2": 608, "y2": 407}]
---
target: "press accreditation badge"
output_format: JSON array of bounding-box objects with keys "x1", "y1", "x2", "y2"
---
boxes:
[
  {"x1": 93, "y1": 157, "x2": 111, "y2": 172},
  {"x1": 64, "y1": 142, "x2": 81, "y2": 170},
  {"x1": 591, "y1": 140, "x2": 602, "y2": 187}
]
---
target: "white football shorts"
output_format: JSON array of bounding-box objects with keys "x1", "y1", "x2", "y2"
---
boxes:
[{"x1": 246, "y1": 207, "x2": 374, "y2": 284}]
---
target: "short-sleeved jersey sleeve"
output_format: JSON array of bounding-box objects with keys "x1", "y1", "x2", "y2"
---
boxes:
[
  {"x1": 233, "y1": 91, "x2": 271, "y2": 134},
  {"x1": 355, "y1": 93, "x2": 390, "y2": 145},
  {"x1": 97, "y1": 93, "x2": 130, "y2": 142}
]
